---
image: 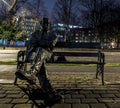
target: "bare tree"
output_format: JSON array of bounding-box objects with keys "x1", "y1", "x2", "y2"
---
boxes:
[
  {"x1": 0, "y1": 0, "x2": 29, "y2": 22},
  {"x1": 52, "y1": 0, "x2": 80, "y2": 41},
  {"x1": 79, "y1": 0, "x2": 119, "y2": 43},
  {"x1": 7, "y1": 0, "x2": 28, "y2": 16},
  {"x1": 104, "y1": 2, "x2": 120, "y2": 46},
  {"x1": 52, "y1": 0, "x2": 80, "y2": 24},
  {"x1": 0, "y1": 0, "x2": 48, "y2": 23},
  {"x1": 27, "y1": 0, "x2": 48, "y2": 19},
  {"x1": 0, "y1": 2, "x2": 8, "y2": 22},
  {"x1": 79, "y1": 0, "x2": 105, "y2": 27}
]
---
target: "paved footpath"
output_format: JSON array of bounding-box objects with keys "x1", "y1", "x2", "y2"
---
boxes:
[
  {"x1": 0, "y1": 71, "x2": 120, "y2": 108},
  {"x1": 0, "y1": 50, "x2": 120, "y2": 108}
]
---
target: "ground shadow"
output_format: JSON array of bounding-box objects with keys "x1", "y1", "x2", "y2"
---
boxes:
[{"x1": 16, "y1": 84, "x2": 61, "y2": 108}]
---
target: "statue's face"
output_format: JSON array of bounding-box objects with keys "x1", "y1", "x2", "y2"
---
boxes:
[
  {"x1": 42, "y1": 17, "x2": 51, "y2": 32},
  {"x1": 44, "y1": 23, "x2": 49, "y2": 31}
]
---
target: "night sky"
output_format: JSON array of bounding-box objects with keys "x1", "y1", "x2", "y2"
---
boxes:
[{"x1": 44, "y1": 0, "x2": 56, "y2": 16}]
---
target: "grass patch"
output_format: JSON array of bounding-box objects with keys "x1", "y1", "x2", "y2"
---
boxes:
[
  {"x1": 46, "y1": 63, "x2": 96, "y2": 66},
  {"x1": 0, "y1": 61, "x2": 17, "y2": 65},
  {"x1": 0, "y1": 61, "x2": 120, "y2": 67},
  {"x1": 105, "y1": 63, "x2": 120, "y2": 67},
  {"x1": 47, "y1": 63, "x2": 120, "y2": 67}
]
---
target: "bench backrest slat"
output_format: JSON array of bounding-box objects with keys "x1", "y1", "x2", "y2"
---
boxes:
[{"x1": 55, "y1": 42, "x2": 101, "y2": 49}]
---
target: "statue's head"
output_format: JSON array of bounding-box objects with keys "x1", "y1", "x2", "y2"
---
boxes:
[{"x1": 42, "y1": 17, "x2": 50, "y2": 32}]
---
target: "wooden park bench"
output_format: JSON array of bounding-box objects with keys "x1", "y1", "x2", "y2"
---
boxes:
[{"x1": 51, "y1": 42, "x2": 105, "y2": 85}]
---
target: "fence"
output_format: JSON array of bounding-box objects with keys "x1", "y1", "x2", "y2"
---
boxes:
[{"x1": 0, "y1": 39, "x2": 25, "y2": 47}]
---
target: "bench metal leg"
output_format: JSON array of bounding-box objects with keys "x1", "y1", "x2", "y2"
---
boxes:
[
  {"x1": 96, "y1": 64, "x2": 104, "y2": 85},
  {"x1": 101, "y1": 64, "x2": 104, "y2": 85},
  {"x1": 14, "y1": 50, "x2": 27, "y2": 85},
  {"x1": 14, "y1": 76, "x2": 18, "y2": 85},
  {"x1": 96, "y1": 64, "x2": 101, "y2": 79}
]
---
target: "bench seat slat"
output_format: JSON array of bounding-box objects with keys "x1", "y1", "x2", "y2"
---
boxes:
[
  {"x1": 53, "y1": 52, "x2": 103, "y2": 57},
  {"x1": 53, "y1": 61, "x2": 104, "y2": 64}
]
